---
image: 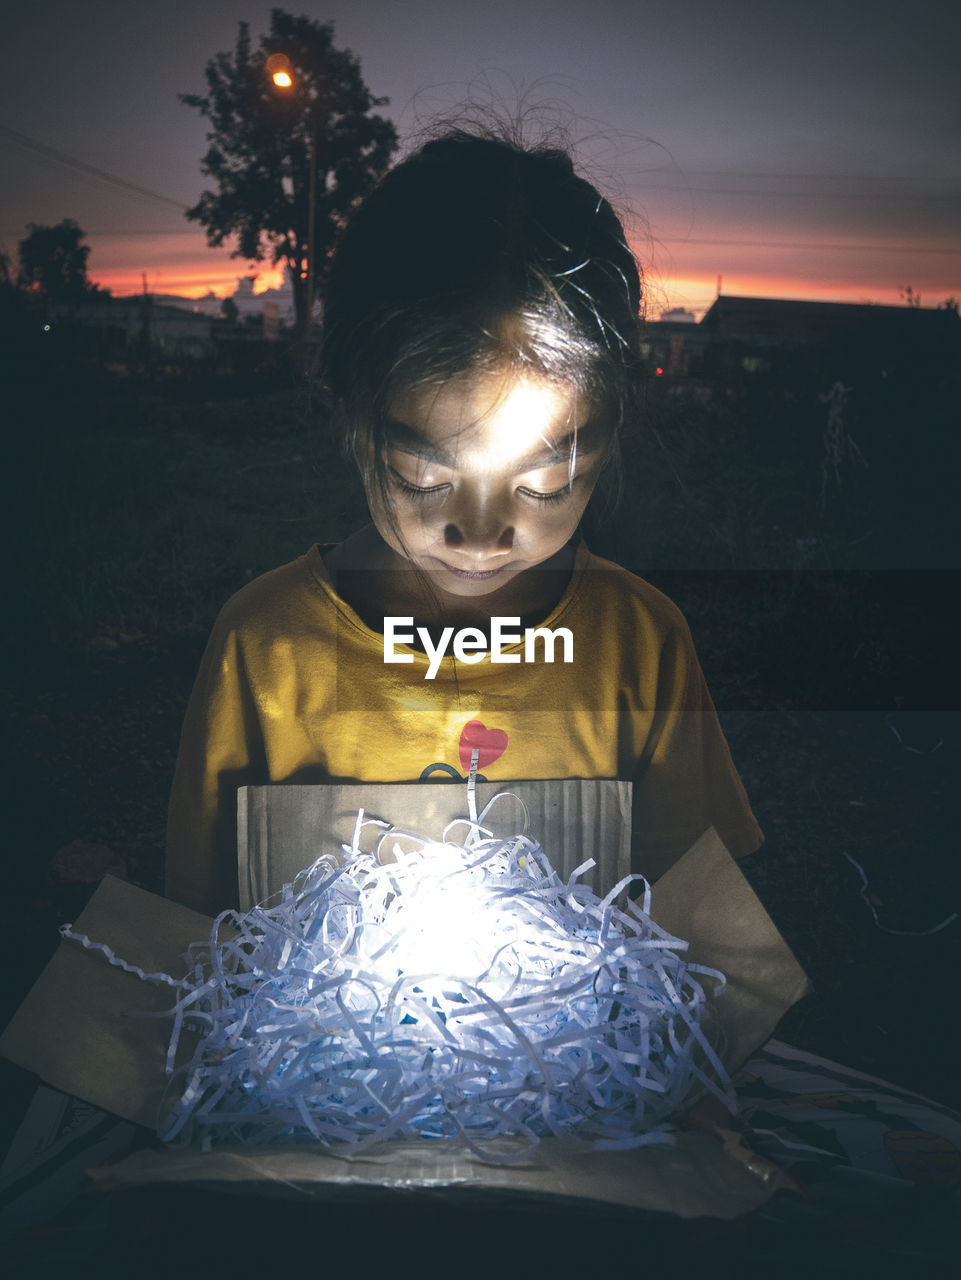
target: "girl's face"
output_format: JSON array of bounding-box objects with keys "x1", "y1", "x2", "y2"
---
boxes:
[{"x1": 361, "y1": 369, "x2": 609, "y2": 601}]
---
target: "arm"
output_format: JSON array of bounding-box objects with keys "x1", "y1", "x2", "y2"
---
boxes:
[
  {"x1": 631, "y1": 619, "x2": 763, "y2": 881},
  {"x1": 165, "y1": 621, "x2": 268, "y2": 914}
]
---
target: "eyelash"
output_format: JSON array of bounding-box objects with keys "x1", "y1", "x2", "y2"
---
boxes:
[
  {"x1": 518, "y1": 484, "x2": 572, "y2": 505},
  {"x1": 390, "y1": 471, "x2": 572, "y2": 506},
  {"x1": 390, "y1": 471, "x2": 448, "y2": 500}
]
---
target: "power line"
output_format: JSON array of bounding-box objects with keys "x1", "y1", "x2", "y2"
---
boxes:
[
  {"x1": 653, "y1": 167, "x2": 959, "y2": 187},
  {"x1": 1, "y1": 143, "x2": 187, "y2": 215},
  {"x1": 3, "y1": 226, "x2": 955, "y2": 260},
  {"x1": 6, "y1": 121, "x2": 957, "y2": 210},
  {"x1": 1, "y1": 229, "x2": 190, "y2": 237},
  {"x1": 640, "y1": 182, "x2": 959, "y2": 202},
  {"x1": 653, "y1": 236, "x2": 961, "y2": 256},
  {"x1": 4, "y1": 231, "x2": 955, "y2": 262},
  {"x1": 0, "y1": 123, "x2": 189, "y2": 212}
]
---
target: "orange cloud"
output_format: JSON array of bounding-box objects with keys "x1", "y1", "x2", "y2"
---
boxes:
[
  {"x1": 99, "y1": 264, "x2": 286, "y2": 298},
  {"x1": 86, "y1": 231, "x2": 286, "y2": 298},
  {"x1": 83, "y1": 229, "x2": 957, "y2": 317},
  {"x1": 639, "y1": 234, "x2": 960, "y2": 318}
]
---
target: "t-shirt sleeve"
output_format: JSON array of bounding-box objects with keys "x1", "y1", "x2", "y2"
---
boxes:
[
  {"x1": 165, "y1": 616, "x2": 267, "y2": 914},
  {"x1": 630, "y1": 616, "x2": 763, "y2": 882}
]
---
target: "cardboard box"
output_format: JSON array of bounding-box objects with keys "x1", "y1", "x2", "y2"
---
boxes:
[
  {"x1": 237, "y1": 779, "x2": 634, "y2": 909},
  {"x1": 0, "y1": 782, "x2": 810, "y2": 1220}
]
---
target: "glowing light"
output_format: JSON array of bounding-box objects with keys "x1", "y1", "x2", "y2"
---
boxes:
[
  {"x1": 375, "y1": 842, "x2": 516, "y2": 979},
  {"x1": 113, "y1": 818, "x2": 734, "y2": 1157},
  {"x1": 481, "y1": 378, "x2": 576, "y2": 463},
  {"x1": 392, "y1": 371, "x2": 586, "y2": 478},
  {"x1": 266, "y1": 52, "x2": 293, "y2": 90}
]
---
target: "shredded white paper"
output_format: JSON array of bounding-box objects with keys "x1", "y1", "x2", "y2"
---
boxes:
[{"x1": 63, "y1": 804, "x2": 734, "y2": 1161}]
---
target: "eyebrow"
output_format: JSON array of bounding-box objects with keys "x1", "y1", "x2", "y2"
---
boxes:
[{"x1": 383, "y1": 416, "x2": 607, "y2": 470}]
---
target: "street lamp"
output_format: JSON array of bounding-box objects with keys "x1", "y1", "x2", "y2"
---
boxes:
[
  {"x1": 267, "y1": 54, "x2": 292, "y2": 89},
  {"x1": 266, "y1": 53, "x2": 317, "y2": 344}
]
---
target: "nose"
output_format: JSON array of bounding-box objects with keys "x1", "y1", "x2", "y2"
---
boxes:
[{"x1": 443, "y1": 488, "x2": 514, "y2": 560}]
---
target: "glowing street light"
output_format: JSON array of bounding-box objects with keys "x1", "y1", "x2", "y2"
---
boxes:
[
  {"x1": 266, "y1": 51, "x2": 318, "y2": 346},
  {"x1": 265, "y1": 53, "x2": 292, "y2": 88}
]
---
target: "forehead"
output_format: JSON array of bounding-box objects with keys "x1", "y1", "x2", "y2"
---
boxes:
[{"x1": 386, "y1": 372, "x2": 602, "y2": 468}]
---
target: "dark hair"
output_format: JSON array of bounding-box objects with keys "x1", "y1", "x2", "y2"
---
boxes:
[{"x1": 320, "y1": 130, "x2": 643, "y2": 464}]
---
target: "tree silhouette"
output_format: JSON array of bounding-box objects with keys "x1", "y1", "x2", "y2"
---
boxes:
[
  {"x1": 181, "y1": 9, "x2": 397, "y2": 343},
  {"x1": 18, "y1": 219, "x2": 104, "y2": 300}
]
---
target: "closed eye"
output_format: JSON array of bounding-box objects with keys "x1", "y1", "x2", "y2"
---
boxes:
[
  {"x1": 517, "y1": 484, "x2": 573, "y2": 505},
  {"x1": 389, "y1": 468, "x2": 449, "y2": 499}
]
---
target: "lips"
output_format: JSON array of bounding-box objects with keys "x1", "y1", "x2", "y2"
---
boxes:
[{"x1": 442, "y1": 563, "x2": 507, "y2": 581}]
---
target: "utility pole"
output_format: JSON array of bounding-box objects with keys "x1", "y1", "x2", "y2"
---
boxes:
[
  {"x1": 140, "y1": 270, "x2": 152, "y2": 367},
  {"x1": 268, "y1": 51, "x2": 321, "y2": 367},
  {"x1": 305, "y1": 122, "x2": 317, "y2": 343}
]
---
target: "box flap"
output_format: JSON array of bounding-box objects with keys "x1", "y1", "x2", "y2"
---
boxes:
[
  {"x1": 0, "y1": 877, "x2": 212, "y2": 1131},
  {"x1": 652, "y1": 828, "x2": 813, "y2": 1074}
]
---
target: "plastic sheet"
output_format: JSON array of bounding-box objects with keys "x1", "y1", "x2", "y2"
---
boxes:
[{"x1": 62, "y1": 804, "x2": 734, "y2": 1162}]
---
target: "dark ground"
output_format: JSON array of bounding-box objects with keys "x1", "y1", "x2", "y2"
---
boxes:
[{"x1": 0, "y1": 336, "x2": 959, "y2": 1255}]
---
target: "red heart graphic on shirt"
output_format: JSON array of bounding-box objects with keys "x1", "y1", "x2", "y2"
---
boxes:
[{"x1": 458, "y1": 720, "x2": 509, "y2": 773}]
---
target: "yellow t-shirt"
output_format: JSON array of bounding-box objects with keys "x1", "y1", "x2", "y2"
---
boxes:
[{"x1": 166, "y1": 543, "x2": 763, "y2": 913}]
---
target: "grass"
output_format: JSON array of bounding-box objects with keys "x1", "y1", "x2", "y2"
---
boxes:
[
  {"x1": 6, "y1": 384, "x2": 364, "y2": 644},
  {"x1": 1, "y1": 353, "x2": 958, "y2": 1133}
]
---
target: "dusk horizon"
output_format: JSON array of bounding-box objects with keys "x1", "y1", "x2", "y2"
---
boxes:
[{"x1": 3, "y1": 1, "x2": 957, "y2": 319}]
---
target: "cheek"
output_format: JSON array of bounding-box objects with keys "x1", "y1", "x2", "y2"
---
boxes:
[
  {"x1": 535, "y1": 477, "x2": 599, "y2": 535},
  {"x1": 370, "y1": 494, "x2": 439, "y2": 554},
  {"x1": 521, "y1": 501, "x2": 587, "y2": 549}
]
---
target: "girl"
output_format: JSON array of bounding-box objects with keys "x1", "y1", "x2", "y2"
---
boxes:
[
  {"x1": 164, "y1": 130, "x2": 763, "y2": 915},
  {"x1": 165, "y1": 128, "x2": 958, "y2": 1266}
]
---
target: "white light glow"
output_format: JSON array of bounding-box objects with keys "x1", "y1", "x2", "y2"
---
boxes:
[
  {"x1": 478, "y1": 378, "x2": 575, "y2": 466},
  {"x1": 370, "y1": 842, "x2": 518, "y2": 980},
  {"x1": 145, "y1": 824, "x2": 733, "y2": 1158}
]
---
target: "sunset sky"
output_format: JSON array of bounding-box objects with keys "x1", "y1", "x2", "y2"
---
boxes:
[{"x1": 2, "y1": 0, "x2": 958, "y2": 318}]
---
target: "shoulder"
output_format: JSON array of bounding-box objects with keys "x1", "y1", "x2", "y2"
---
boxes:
[
  {"x1": 212, "y1": 546, "x2": 333, "y2": 641},
  {"x1": 572, "y1": 547, "x2": 692, "y2": 642}
]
